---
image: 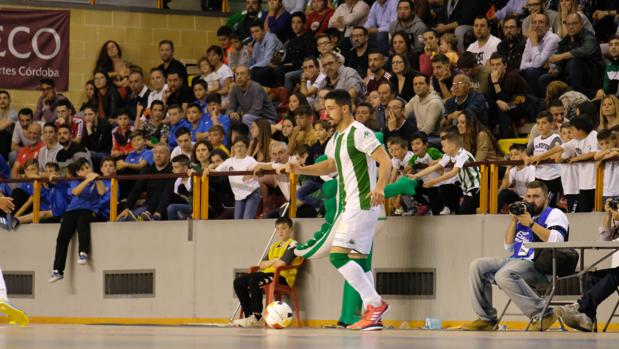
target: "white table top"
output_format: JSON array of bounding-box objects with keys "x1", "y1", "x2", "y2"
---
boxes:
[{"x1": 524, "y1": 241, "x2": 619, "y2": 249}]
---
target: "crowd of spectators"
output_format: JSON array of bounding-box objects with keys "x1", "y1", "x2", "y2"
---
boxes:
[{"x1": 1, "y1": 0, "x2": 619, "y2": 227}]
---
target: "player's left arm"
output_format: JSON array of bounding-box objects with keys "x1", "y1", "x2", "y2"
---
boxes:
[{"x1": 370, "y1": 146, "x2": 392, "y2": 206}]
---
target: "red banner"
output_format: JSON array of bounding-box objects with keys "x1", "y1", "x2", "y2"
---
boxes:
[{"x1": 0, "y1": 9, "x2": 70, "y2": 91}]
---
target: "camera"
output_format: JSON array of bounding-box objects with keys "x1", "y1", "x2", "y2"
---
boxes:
[
  {"x1": 609, "y1": 198, "x2": 619, "y2": 210},
  {"x1": 509, "y1": 201, "x2": 533, "y2": 216}
]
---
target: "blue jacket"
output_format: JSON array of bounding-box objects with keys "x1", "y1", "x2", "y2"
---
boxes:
[{"x1": 168, "y1": 119, "x2": 191, "y2": 148}]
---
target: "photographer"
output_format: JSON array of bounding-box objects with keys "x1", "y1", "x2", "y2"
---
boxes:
[
  {"x1": 462, "y1": 181, "x2": 569, "y2": 331},
  {"x1": 556, "y1": 198, "x2": 619, "y2": 332}
]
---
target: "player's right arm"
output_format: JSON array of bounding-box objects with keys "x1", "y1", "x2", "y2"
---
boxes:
[{"x1": 281, "y1": 158, "x2": 337, "y2": 177}]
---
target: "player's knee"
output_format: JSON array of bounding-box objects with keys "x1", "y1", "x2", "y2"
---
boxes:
[{"x1": 329, "y1": 252, "x2": 349, "y2": 269}]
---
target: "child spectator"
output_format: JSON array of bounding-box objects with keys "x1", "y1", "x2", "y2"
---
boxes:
[
  {"x1": 289, "y1": 105, "x2": 317, "y2": 152},
  {"x1": 307, "y1": 120, "x2": 331, "y2": 165},
  {"x1": 12, "y1": 161, "x2": 68, "y2": 227},
  {"x1": 171, "y1": 127, "x2": 194, "y2": 159},
  {"x1": 208, "y1": 125, "x2": 230, "y2": 156},
  {"x1": 167, "y1": 154, "x2": 193, "y2": 220},
  {"x1": 557, "y1": 122, "x2": 579, "y2": 212},
  {"x1": 116, "y1": 131, "x2": 153, "y2": 198},
  {"x1": 197, "y1": 56, "x2": 220, "y2": 93},
  {"x1": 11, "y1": 160, "x2": 49, "y2": 221},
  {"x1": 166, "y1": 104, "x2": 191, "y2": 148},
  {"x1": 185, "y1": 103, "x2": 208, "y2": 142},
  {"x1": 524, "y1": 111, "x2": 563, "y2": 207},
  {"x1": 139, "y1": 100, "x2": 169, "y2": 148},
  {"x1": 439, "y1": 33, "x2": 459, "y2": 67},
  {"x1": 541, "y1": 117, "x2": 599, "y2": 212},
  {"x1": 96, "y1": 157, "x2": 116, "y2": 221},
  {"x1": 407, "y1": 132, "x2": 447, "y2": 216},
  {"x1": 594, "y1": 129, "x2": 619, "y2": 203},
  {"x1": 232, "y1": 217, "x2": 302, "y2": 327},
  {"x1": 116, "y1": 131, "x2": 153, "y2": 173},
  {"x1": 49, "y1": 158, "x2": 105, "y2": 283},
  {"x1": 206, "y1": 149, "x2": 235, "y2": 218},
  {"x1": 207, "y1": 137, "x2": 260, "y2": 219},
  {"x1": 227, "y1": 31, "x2": 250, "y2": 71},
  {"x1": 192, "y1": 79, "x2": 209, "y2": 114},
  {"x1": 110, "y1": 111, "x2": 133, "y2": 158},
  {"x1": 388, "y1": 137, "x2": 416, "y2": 216},
  {"x1": 410, "y1": 130, "x2": 480, "y2": 215},
  {"x1": 498, "y1": 143, "x2": 536, "y2": 211},
  {"x1": 205, "y1": 93, "x2": 231, "y2": 147}
]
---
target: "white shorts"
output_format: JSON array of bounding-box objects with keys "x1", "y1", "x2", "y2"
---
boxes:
[{"x1": 332, "y1": 209, "x2": 379, "y2": 254}]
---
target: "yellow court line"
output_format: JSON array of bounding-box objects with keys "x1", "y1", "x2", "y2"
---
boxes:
[{"x1": 0, "y1": 317, "x2": 617, "y2": 331}]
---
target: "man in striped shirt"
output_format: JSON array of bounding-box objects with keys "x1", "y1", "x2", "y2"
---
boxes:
[
  {"x1": 282, "y1": 89, "x2": 392, "y2": 331},
  {"x1": 409, "y1": 130, "x2": 480, "y2": 214}
]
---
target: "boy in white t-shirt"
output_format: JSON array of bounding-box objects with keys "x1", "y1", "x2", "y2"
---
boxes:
[
  {"x1": 498, "y1": 143, "x2": 535, "y2": 212},
  {"x1": 524, "y1": 111, "x2": 563, "y2": 207},
  {"x1": 594, "y1": 129, "x2": 619, "y2": 203},
  {"x1": 540, "y1": 117, "x2": 599, "y2": 212},
  {"x1": 206, "y1": 137, "x2": 260, "y2": 219},
  {"x1": 556, "y1": 122, "x2": 579, "y2": 212}
]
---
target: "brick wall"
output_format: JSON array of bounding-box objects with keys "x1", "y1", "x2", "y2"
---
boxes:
[{"x1": 4, "y1": 5, "x2": 225, "y2": 110}]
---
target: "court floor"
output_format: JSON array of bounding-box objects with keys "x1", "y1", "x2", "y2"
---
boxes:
[{"x1": 0, "y1": 324, "x2": 616, "y2": 349}]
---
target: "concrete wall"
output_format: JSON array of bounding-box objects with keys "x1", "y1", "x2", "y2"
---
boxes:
[
  {"x1": 3, "y1": 4, "x2": 225, "y2": 110},
  {"x1": 1, "y1": 213, "x2": 617, "y2": 325}
]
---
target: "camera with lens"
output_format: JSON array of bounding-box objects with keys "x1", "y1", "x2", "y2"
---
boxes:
[
  {"x1": 609, "y1": 197, "x2": 619, "y2": 210},
  {"x1": 509, "y1": 201, "x2": 533, "y2": 216}
]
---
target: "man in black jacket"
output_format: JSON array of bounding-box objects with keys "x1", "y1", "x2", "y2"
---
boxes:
[
  {"x1": 156, "y1": 40, "x2": 188, "y2": 86},
  {"x1": 546, "y1": 13, "x2": 604, "y2": 99},
  {"x1": 275, "y1": 12, "x2": 317, "y2": 92},
  {"x1": 117, "y1": 143, "x2": 174, "y2": 221}
]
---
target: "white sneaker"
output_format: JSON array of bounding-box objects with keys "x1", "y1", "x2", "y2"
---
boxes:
[
  {"x1": 439, "y1": 207, "x2": 451, "y2": 215},
  {"x1": 232, "y1": 314, "x2": 264, "y2": 328},
  {"x1": 77, "y1": 252, "x2": 88, "y2": 265},
  {"x1": 48, "y1": 270, "x2": 64, "y2": 283}
]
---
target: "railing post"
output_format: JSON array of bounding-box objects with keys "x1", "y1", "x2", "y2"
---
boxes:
[
  {"x1": 156, "y1": 0, "x2": 164, "y2": 9},
  {"x1": 289, "y1": 173, "x2": 297, "y2": 218},
  {"x1": 32, "y1": 179, "x2": 40, "y2": 223},
  {"x1": 594, "y1": 161, "x2": 605, "y2": 211},
  {"x1": 192, "y1": 175, "x2": 201, "y2": 220},
  {"x1": 89, "y1": 0, "x2": 97, "y2": 5},
  {"x1": 110, "y1": 178, "x2": 118, "y2": 221},
  {"x1": 489, "y1": 163, "x2": 499, "y2": 214},
  {"x1": 478, "y1": 162, "x2": 489, "y2": 214},
  {"x1": 201, "y1": 175, "x2": 209, "y2": 220}
]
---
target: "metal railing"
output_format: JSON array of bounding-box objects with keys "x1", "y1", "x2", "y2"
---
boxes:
[
  {"x1": 0, "y1": 169, "x2": 297, "y2": 222},
  {"x1": 0, "y1": 156, "x2": 616, "y2": 222}
]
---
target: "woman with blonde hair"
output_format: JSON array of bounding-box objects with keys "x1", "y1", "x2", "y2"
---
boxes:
[
  {"x1": 557, "y1": 0, "x2": 594, "y2": 37},
  {"x1": 599, "y1": 95, "x2": 619, "y2": 130}
]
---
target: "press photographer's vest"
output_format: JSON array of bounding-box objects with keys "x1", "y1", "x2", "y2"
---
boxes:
[{"x1": 511, "y1": 207, "x2": 553, "y2": 260}]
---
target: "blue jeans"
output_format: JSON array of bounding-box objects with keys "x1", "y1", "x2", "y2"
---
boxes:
[
  {"x1": 242, "y1": 114, "x2": 274, "y2": 128},
  {"x1": 296, "y1": 179, "x2": 322, "y2": 209},
  {"x1": 469, "y1": 256, "x2": 548, "y2": 321},
  {"x1": 167, "y1": 203, "x2": 192, "y2": 220},
  {"x1": 234, "y1": 189, "x2": 261, "y2": 219}
]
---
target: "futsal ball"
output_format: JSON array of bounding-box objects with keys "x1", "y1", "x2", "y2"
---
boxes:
[{"x1": 264, "y1": 301, "x2": 293, "y2": 329}]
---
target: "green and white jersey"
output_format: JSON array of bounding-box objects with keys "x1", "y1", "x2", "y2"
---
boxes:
[
  {"x1": 326, "y1": 121, "x2": 382, "y2": 211},
  {"x1": 438, "y1": 147, "x2": 480, "y2": 193}
]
